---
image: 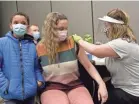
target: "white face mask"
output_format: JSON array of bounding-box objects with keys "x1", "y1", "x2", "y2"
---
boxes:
[
  {"x1": 32, "y1": 31, "x2": 40, "y2": 40},
  {"x1": 58, "y1": 30, "x2": 68, "y2": 41},
  {"x1": 12, "y1": 24, "x2": 27, "y2": 37}
]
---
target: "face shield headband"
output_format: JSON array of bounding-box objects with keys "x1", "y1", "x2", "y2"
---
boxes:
[
  {"x1": 98, "y1": 15, "x2": 124, "y2": 24},
  {"x1": 95, "y1": 16, "x2": 124, "y2": 43}
]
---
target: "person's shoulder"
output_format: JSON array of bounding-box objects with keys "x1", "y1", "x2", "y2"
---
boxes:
[
  {"x1": 68, "y1": 36, "x2": 74, "y2": 41},
  {"x1": 36, "y1": 40, "x2": 46, "y2": 57},
  {"x1": 0, "y1": 36, "x2": 8, "y2": 40},
  {"x1": 0, "y1": 37, "x2": 9, "y2": 51},
  {"x1": 111, "y1": 38, "x2": 123, "y2": 42},
  {"x1": 107, "y1": 38, "x2": 130, "y2": 53},
  {"x1": 0, "y1": 37, "x2": 8, "y2": 44},
  {"x1": 108, "y1": 38, "x2": 128, "y2": 45},
  {"x1": 36, "y1": 40, "x2": 45, "y2": 50},
  {"x1": 67, "y1": 36, "x2": 75, "y2": 46}
]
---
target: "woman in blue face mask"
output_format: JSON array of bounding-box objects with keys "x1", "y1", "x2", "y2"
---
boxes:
[{"x1": 0, "y1": 12, "x2": 44, "y2": 104}]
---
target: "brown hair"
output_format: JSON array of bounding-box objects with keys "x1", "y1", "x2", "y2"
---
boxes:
[
  {"x1": 10, "y1": 12, "x2": 30, "y2": 25},
  {"x1": 107, "y1": 9, "x2": 136, "y2": 42},
  {"x1": 42, "y1": 12, "x2": 68, "y2": 64}
]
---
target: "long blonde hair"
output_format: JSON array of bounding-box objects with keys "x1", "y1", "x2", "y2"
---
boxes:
[
  {"x1": 42, "y1": 12, "x2": 68, "y2": 64},
  {"x1": 107, "y1": 9, "x2": 136, "y2": 42}
]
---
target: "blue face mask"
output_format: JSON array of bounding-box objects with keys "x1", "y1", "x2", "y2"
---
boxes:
[
  {"x1": 33, "y1": 31, "x2": 40, "y2": 40},
  {"x1": 12, "y1": 24, "x2": 27, "y2": 37}
]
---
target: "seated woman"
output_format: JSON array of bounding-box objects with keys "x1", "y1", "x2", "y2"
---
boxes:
[{"x1": 36, "y1": 12, "x2": 108, "y2": 104}]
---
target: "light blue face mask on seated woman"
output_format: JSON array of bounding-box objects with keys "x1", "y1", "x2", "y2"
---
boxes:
[{"x1": 12, "y1": 24, "x2": 27, "y2": 37}]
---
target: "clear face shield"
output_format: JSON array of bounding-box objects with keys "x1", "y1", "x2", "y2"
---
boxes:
[{"x1": 95, "y1": 16, "x2": 124, "y2": 44}]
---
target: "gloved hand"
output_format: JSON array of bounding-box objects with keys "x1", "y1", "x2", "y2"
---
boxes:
[{"x1": 72, "y1": 34, "x2": 83, "y2": 43}]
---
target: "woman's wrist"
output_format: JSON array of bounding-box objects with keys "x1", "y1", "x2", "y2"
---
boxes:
[
  {"x1": 78, "y1": 39, "x2": 83, "y2": 44},
  {"x1": 98, "y1": 80, "x2": 105, "y2": 87}
]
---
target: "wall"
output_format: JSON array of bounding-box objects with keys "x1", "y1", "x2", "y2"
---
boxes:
[
  {"x1": 93, "y1": 1, "x2": 139, "y2": 43},
  {"x1": 0, "y1": 1, "x2": 93, "y2": 39},
  {"x1": 0, "y1": 1, "x2": 139, "y2": 43},
  {"x1": 0, "y1": 1, "x2": 17, "y2": 36},
  {"x1": 17, "y1": 1, "x2": 51, "y2": 32},
  {"x1": 51, "y1": 1, "x2": 93, "y2": 36}
]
